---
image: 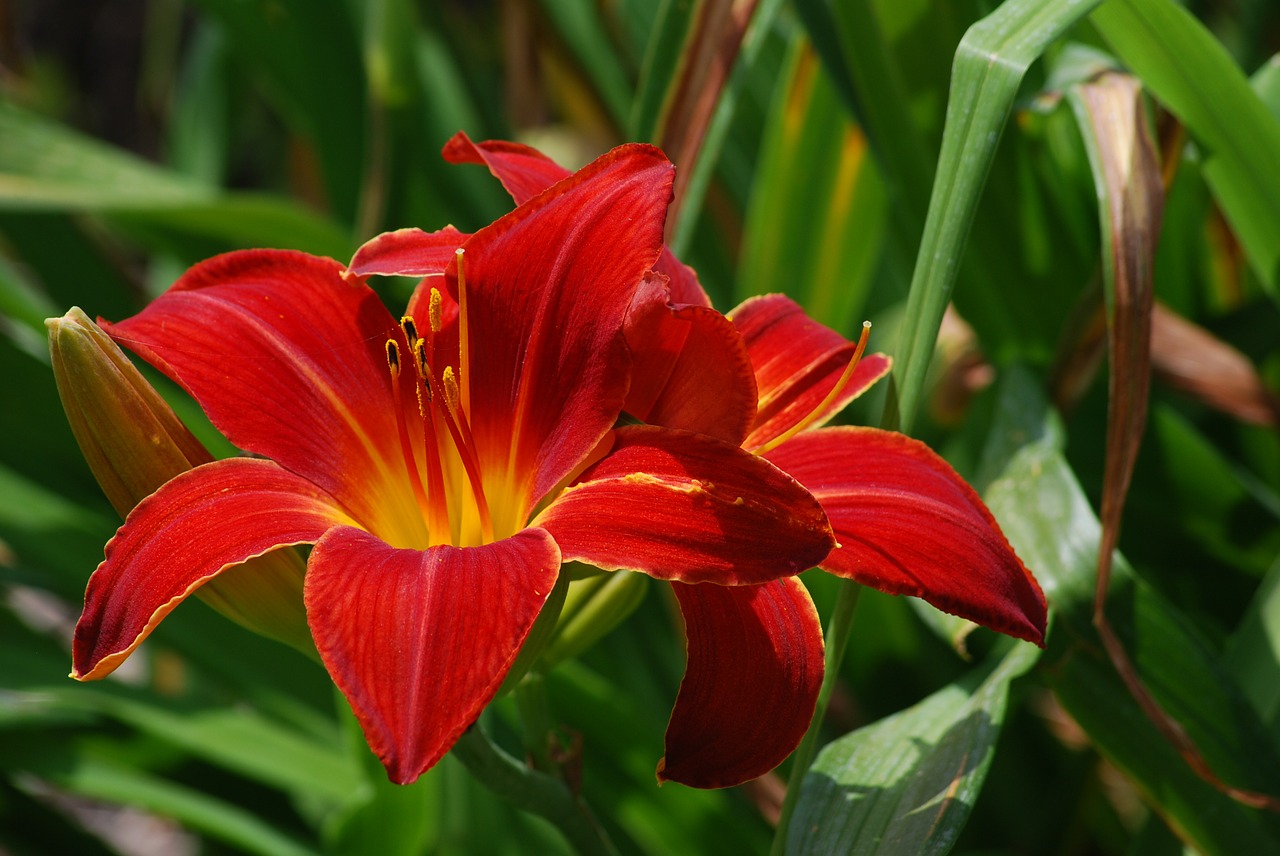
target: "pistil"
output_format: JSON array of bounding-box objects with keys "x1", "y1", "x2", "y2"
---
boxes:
[{"x1": 753, "y1": 321, "x2": 872, "y2": 456}]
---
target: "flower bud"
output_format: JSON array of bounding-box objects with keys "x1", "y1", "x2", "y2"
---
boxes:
[{"x1": 47, "y1": 308, "x2": 314, "y2": 657}]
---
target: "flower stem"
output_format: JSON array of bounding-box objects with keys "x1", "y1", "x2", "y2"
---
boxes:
[
  {"x1": 770, "y1": 581, "x2": 862, "y2": 855},
  {"x1": 451, "y1": 724, "x2": 617, "y2": 856},
  {"x1": 515, "y1": 672, "x2": 554, "y2": 771}
]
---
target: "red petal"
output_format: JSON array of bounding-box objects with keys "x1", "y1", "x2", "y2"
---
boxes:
[
  {"x1": 443, "y1": 133, "x2": 714, "y2": 309},
  {"x1": 73, "y1": 458, "x2": 349, "y2": 680},
  {"x1": 442, "y1": 132, "x2": 571, "y2": 205},
  {"x1": 766, "y1": 427, "x2": 1047, "y2": 645},
  {"x1": 624, "y1": 273, "x2": 757, "y2": 444},
  {"x1": 535, "y1": 425, "x2": 833, "y2": 584},
  {"x1": 453, "y1": 145, "x2": 674, "y2": 520},
  {"x1": 654, "y1": 247, "x2": 713, "y2": 308},
  {"x1": 348, "y1": 226, "x2": 468, "y2": 278},
  {"x1": 305, "y1": 526, "x2": 560, "y2": 784},
  {"x1": 659, "y1": 578, "x2": 824, "y2": 788},
  {"x1": 103, "y1": 250, "x2": 416, "y2": 536},
  {"x1": 732, "y1": 294, "x2": 891, "y2": 450}
]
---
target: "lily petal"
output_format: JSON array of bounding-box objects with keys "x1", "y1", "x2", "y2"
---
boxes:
[
  {"x1": 655, "y1": 248, "x2": 713, "y2": 309},
  {"x1": 73, "y1": 458, "x2": 351, "y2": 680},
  {"x1": 659, "y1": 578, "x2": 824, "y2": 788},
  {"x1": 765, "y1": 427, "x2": 1047, "y2": 645},
  {"x1": 348, "y1": 226, "x2": 469, "y2": 278},
  {"x1": 452, "y1": 144, "x2": 674, "y2": 523},
  {"x1": 305, "y1": 526, "x2": 560, "y2": 784},
  {"x1": 104, "y1": 250, "x2": 418, "y2": 539},
  {"x1": 536, "y1": 425, "x2": 833, "y2": 585},
  {"x1": 442, "y1": 131, "x2": 571, "y2": 205},
  {"x1": 624, "y1": 273, "x2": 757, "y2": 444},
  {"x1": 442, "y1": 132, "x2": 714, "y2": 308},
  {"x1": 732, "y1": 294, "x2": 891, "y2": 450}
]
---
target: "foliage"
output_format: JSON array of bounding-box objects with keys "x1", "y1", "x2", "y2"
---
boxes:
[{"x1": 2, "y1": 0, "x2": 1278, "y2": 853}]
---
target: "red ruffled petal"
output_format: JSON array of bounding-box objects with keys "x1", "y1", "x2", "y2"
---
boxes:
[
  {"x1": 766, "y1": 427, "x2": 1047, "y2": 645},
  {"x1": 659, "y1": 578, "x2": 824, "y2": 788},
  {"x1": 654, "y1": 247, "x2": 713, "y2": 308},
  {"x1": 451, "y1": 144, "x2": 674, "y2": 523},
  {"x1": 624, "y1": 273, "x2": 757, "y2": 444},
  {"x1": 347, "y1": 226, "x2": 468, "y2": 278},
  {"x1": 442, "y1": 133, "x2": 714, "y2": 308},
  {"x1": 535, "y1": 425, "x2": 833, "y2": 584},
  {"x1": 442, "y1": 132, "x2": 571, "y2": 205},
  {"x1": 73, "y1": 458, "x2": 350, "y2": 680},
  {"x1": 305, "y1": 526, "x2": 561, "y2": 784},
  {"x1": 103, "y1": 250, "x2": 417, "y2": 536},
  {"x1": 732, "y1": 294, "x2": 891, "y2": 450}
]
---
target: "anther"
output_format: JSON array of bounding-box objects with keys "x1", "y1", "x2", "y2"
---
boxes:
[
  {"x1": 400, "y1": 316, "x2": 419, "y2": 350},
  {"x1": 413, "y1": 339, "x2": 434, "y2": 402},
  {"x1": 442, "y1": 366, "x2": 461, "y2": 412},
  {"x1": 429, "y1": 289, "x2": 443, "y2": 334},
  {"x1": 386, "y1": 339, "x2": 401, "y2": 375}
]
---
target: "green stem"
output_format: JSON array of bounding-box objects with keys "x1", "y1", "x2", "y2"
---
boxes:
[
  {"x1": 515, "y1": 672, "x2": 554, "y2": 772},
  {"x1": 770, "y1": 582, "x2": 862, "y2": 855},
  {"x1": 451, "y1": 725, "x2": 617, "y2": 856}
]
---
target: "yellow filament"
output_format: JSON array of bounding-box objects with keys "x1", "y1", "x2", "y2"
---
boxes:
[
  {"x1": 753, "y1": 321, "x2": 872, "y2": 456},
  {"x1": 415, "y1": 339, "x2": 494, "y2": 544}
]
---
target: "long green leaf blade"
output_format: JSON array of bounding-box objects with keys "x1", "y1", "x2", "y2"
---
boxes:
[{"x1": 885, "y1": 0, "x2": 1102, "y2": 433}]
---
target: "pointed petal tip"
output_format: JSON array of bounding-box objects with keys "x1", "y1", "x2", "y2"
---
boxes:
[
  {"x1": 308, "y1": 527, "x2": 561, "y2": 790},
  {"x1": 771, "y1": 427, "x2": 1048, "y2": 646},
  {"x1": 660, "y1": 580, "x2": 823, "y2": 789}
]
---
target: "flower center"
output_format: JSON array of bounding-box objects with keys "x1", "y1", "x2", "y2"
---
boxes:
[{"x1": 385, "y1": 250, "x2": 495, "y2": 549}]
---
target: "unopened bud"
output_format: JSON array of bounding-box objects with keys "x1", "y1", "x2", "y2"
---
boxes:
[{"x1": 47, "y1": 308, "x2": 314, "y2": 657}]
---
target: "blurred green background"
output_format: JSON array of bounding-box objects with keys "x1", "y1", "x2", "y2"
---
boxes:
[{"x1": 2, "y1": 0, "x2": 1279, "y2": 853}]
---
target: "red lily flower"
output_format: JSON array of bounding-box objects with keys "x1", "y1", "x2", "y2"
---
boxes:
[
  {"x1": 443, "y1": 133, "x2": 1047, "y2": 651},
  {"x1": 70, "y1": 144, "x2": 835, "y2": 788}
]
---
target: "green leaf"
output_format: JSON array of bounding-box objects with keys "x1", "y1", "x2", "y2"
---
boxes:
[
  {"x1": 1091, "y1": 0, "x2": 1280, "y2": 295},
  {"x1": 537, "y1": 0, "x2": 634, "y2": 129},
  {"x1": 1253, "y1": 53, "x2": 1280, "y2": 120},
  {"x1": 189, "y1": 0, "x2": 367, "y2": 222},
  {"x1": 668, "y1": 0, "x2": 786, "y2": 259},
  {"x1": 883, "y1": 0, "x2": 1103, "y2": 432},
  {"x1": 66, "y1": 689, "x2": 357, "y2": 803},
  {"x1": 0, "y1": 101, "x2": 213, "y2": 208},
  {"x1": 736, "y1": 41, "x2": 885, "y2": 330},
  {"x1": 628, "y1": 0, "x2": 700, "y2": 141},
  {"x1": 28, "y1": 753, "x2": 321, "y2": 856},
  {"x1": 983, "y1": 384, "x2": 1280, "y2": 853},
  {"x1": 0, "y1": 103, "x2": 350, "y2": 257},
  {"x1": 787, "y1": 641, "x2": 1039, "y2": 856},
  {"x1": 1225, "y1": 554, "x2": 1280, "y2": 737}
]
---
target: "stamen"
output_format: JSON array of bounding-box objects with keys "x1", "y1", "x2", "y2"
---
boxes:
[
  {"x1": 753, "y1": 321, "x2": 872, "y2": 456},
  {"x1": 455, "y1": 248, "x2": 471, "y2": 416},
  {"x1": 409, "y1": 339, "x2": 451, "y2": 544},
  {"x1": 442, "y1": 366, "x2": 461, "y2": 412},
  {"x1": 416, "y1": 341, "x2": 494, "y2": 543},
  {"x1": 428, "y1": 288, "x2": 443, "y2": 334},
  {"x1": 400, "y1": 316, "x2": 419, "y2": 350},
  {"x1": 386, "y1": 339, "x2": 431, "y2": 541}
]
